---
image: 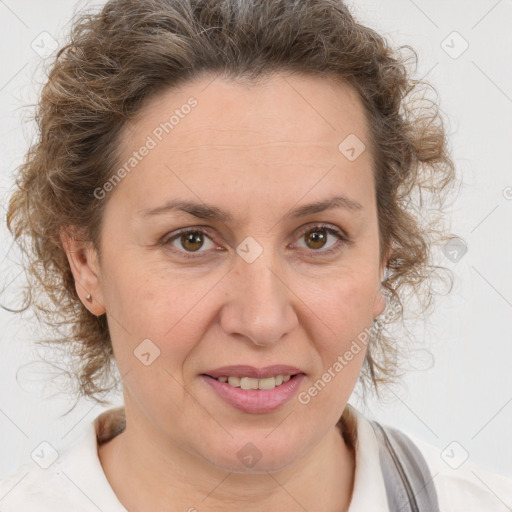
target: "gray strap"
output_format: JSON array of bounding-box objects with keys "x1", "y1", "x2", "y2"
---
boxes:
[{"x1": 370, "y1": 420, "x2": 440, "y2": 512}]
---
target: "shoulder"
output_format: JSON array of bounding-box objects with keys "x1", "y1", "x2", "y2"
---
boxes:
[
  {"x1": 0, "y1": 457, "x2": 91, "y2": 512},
  {"x1": 345, "y1": 404, "x2": 512, "y2": 511},
  {"x1": 403, "y1": 430, "x2": 512, "y2": 511},
  {"x1": 0, "y1": 407, "x2": 127, "y2": 512}
]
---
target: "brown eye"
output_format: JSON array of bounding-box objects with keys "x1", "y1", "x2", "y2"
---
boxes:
[
  {"x1": 304, "y1": 228, "x2": 330, "y2": 250},
  {"x1": 163, "y1": 228, "x2": 216, "y2": 257},
  {"x1": 180, "y1": 231, "x2": 205, "y2": 252},
  {"x1": 294, "y1": 223, "x2": 349, "y2": 257}
]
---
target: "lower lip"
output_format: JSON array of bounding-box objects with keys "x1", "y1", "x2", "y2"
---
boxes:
[{"x1": 200, "y1": 374, "x2": 306, "y2": 414}]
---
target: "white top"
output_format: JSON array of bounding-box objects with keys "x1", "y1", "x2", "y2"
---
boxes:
[{"x1": 1, "y1": 404, "x2": 511, "y2": 511}]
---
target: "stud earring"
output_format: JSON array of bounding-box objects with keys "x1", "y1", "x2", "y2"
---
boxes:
[{"x1": 86, "y1": 294, "x2": 92, "y2": 302}]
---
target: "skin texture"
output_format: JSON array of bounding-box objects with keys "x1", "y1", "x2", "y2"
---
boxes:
[{"x1": 63, "y1": 72, "x2": 387, "y2": 511}]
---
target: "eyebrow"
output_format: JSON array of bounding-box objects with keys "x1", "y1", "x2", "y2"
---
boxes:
[{"x1": 138, "y1": 194, "x2": 363, "y2": 222}]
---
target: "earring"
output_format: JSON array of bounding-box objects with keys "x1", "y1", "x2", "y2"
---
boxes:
[{"x1": 86, "y1": 294, "x2": 92, "y2": 302}]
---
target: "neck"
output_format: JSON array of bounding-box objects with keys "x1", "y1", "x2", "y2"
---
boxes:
[{"x1": 98, "y1": 408, "x2": 355, "y2": 512}]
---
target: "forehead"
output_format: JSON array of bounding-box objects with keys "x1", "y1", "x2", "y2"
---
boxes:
[
  {"x1": 120, "y1": 72, "x2": 370, "y2": 159},
  {"x1": 112, "y1": 72, "x2": 374, "y2": 219}
]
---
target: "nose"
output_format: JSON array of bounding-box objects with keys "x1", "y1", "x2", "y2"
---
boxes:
[{"x1": 219, "y1": 250, "x2": 298, "y2": 347}]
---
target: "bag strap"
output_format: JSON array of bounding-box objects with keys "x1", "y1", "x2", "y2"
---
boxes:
[{"x1": 370, "y1": 420, "x2": 440, "y2": 512}]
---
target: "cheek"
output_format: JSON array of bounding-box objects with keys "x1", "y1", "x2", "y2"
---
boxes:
[
  {"x1": 313, "y1": 265, "x2": 379, "y2": 331},
  {"x1": 296, "y1": 286, "x2": 372, "y2": 427},
  {"x1": 100, "y1": 245, "x2": 201, "y2": 331},
  {"x1": 306, "y1": 266, "x2": 379, "y2": 373},
  {"x1": 100, "y1": 255, "x2": 222, "y2": 374}
]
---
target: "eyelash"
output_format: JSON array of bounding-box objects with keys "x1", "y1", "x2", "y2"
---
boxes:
[{"x1": 159, "y1": 223, "x2": 351, "y2": 260}]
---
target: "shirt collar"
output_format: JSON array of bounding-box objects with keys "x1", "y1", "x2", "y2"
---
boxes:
[
  {"x1": 63, "y1": 403, "x2": 389, "y2": 511},
  {"x1": 57, "y1": 408, "x2": 127, "y2": 511},
  {"x1": 342, "y1": 403, "x2": 390, "y2": 511}
]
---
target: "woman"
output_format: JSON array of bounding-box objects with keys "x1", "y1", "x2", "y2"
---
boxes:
[{"x1": 2, "y1": 0, "x2": 511, "y2": 510}]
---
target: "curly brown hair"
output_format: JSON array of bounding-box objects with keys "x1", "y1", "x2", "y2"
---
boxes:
[{"x1": 6, "y1": 0, "x2": 456, "y2": 407}]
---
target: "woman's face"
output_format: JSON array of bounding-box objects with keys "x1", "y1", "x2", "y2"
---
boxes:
[{"x1": 76, "y1": 72, "x2": 386, "y2": 472}]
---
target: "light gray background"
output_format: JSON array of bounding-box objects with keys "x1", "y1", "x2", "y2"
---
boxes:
[{"x1": 1, "y1": 0, "x2": 511, "y2": 485}]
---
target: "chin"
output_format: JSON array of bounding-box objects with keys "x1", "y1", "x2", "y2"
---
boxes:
[{"x1": 201, "y1": 435, "x2": 306, "y2": 474}]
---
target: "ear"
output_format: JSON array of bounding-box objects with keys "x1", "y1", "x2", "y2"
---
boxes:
[
  {"x1": 372, "y1": 282, "x2": 387, "y2": 319},
  {"x1": 372, "y1": 251, "x2": 390, "y2": 319},
  {"x1": 60, "y1": 228, "x2": 106, "y2": 316}
]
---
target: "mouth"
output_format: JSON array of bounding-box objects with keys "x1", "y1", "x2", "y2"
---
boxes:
[
  {"x1": 201, "y1": 364, "x2": 304, "y2": 388},
  {"x1": 200, "y1": 365, "x2": 306, "y2": 413},
  {"x1": 200, "y1": 373, "x2": 305, "y2": 414},
  {"x1": 202, "y1": 373, "x2": 300, "y2": 390}
]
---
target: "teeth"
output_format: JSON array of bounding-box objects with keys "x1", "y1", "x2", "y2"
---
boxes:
[
  {"x1": 217, "y1": 374, "x2": 293, "y2": 390},
  {"x1": 227, "y1": 376, "x2": 240, "y2": 387},
  {"x1": 241, "y1": 377, "x2": 259, "y2": 390}
]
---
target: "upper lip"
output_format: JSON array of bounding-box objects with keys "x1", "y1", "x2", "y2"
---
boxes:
[{"x1": 203, "y1": 365, "x2": 304, "y2": 379}]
